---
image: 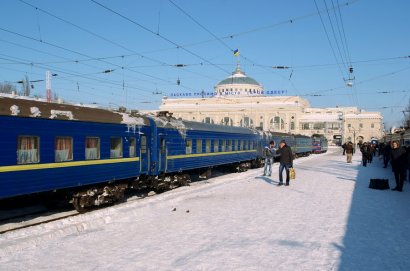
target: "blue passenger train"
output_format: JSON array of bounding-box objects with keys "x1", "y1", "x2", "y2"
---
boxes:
[{"x1": 0, "y1": 97, "x2": 328, "y2": 211}]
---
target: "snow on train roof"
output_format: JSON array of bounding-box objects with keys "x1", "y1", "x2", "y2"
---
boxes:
[
  {"x1": 150, "y1": 115, "x2": 257, "y2": 135},
  {"x1": 0, "y1": 96, "x2": 149, "y2": 126}
]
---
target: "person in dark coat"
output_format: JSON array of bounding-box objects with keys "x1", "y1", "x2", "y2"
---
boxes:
[
  {"x1": 406, "y1": 146, "x2": 410, "y2": 183},
  {"x1": 345, "y1": 141, "x2": 354, "y2": 163},
  {"x1": 390, "y1": 140, "x2": 407, "y2": 192},
  {"x1": 367, "y1": 144, "x2": 373, "y2": 164},
  {"x1": 360, "y1": 142, "x2": 369, "y2": 167},
  {"x1": 276, "y1": 140, "x2": 294, "y2": 186},
  {"x1": 342, "y1": 142, "x2": 347, "y2": 155},
  {"x1": 383, "y1": 142, "x2": 391, "y2": 168}
]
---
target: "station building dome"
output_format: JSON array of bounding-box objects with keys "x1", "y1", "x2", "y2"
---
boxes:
[{"x1": 214, "y1": 63, "x2": 263, "y2": 96}]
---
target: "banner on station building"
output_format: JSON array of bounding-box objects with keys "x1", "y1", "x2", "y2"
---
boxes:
[{"x1": 168, "y1": 90, "x2": 287, "y2": 98}]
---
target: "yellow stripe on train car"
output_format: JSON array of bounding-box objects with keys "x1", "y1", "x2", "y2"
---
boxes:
[
  {"x1": 168, "y1": 150, "x2": 257, "y2": 160},
  {"x1": 0, "y1": 157, "x2": 139, "y2": 173}
]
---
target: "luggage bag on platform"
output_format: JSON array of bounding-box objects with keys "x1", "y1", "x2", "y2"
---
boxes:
[{"x1": 368, "y1": 179, "x2": 390, "y2": 190}]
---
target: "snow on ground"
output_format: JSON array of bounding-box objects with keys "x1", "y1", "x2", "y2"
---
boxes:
[{"x1": 1, "y1": 148, "x2": 410, "y2": 271}]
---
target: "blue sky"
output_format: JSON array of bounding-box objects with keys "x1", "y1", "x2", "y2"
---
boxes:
[{"x1": 1, "y1": 0, "x2": 409, "y2": 129}]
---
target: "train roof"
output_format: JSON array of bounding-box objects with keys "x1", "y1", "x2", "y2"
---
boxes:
[
  {"x1": 0, "y1": 96, "x2": 150, "y2": 126},
  {"x1": 150, "y1": 114, "x2": 258, "y2": 135}
]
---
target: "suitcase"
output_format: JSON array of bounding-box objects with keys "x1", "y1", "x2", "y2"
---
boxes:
[{"x1": 368, "y1": 179, "x2": 390, "y2": 190}]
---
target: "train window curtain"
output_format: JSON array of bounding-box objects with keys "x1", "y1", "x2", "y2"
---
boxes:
[
  {"x1": 214, "y1": 139, "x2": 219, "y2": 152},
  {"x1": 85, "y1": 137, "x2": 100, "y2": 160},
  {"x1": 110, "y1": 137, "x2": 123, "y2": 158},
  {"x1": 17, "y1": 136, "x2": 39, "y2": 164},
  {"x1": 221, "y1": 140, "x2": 226, "y2": 152},
  {"x1": 55, "y1": 137, "x2": 73, "y2": 162},
  {"x1": 186, "y1": 140, "x2": 192, "y2": 154},
  {"x1": 129, "y1": 137, "x2": 136, "y2": 157}
]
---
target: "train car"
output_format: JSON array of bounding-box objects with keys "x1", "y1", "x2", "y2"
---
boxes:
[
  {"x1": 0, "y1": 97, "x2": 150, "y2": 211},
  {"x1": 294, "y1": 134, "x2": 312, "y2": 157},
  {"x1": 312, "y1": 134, "x2": 328, "y2": 153},
  {"x1": 146, "y1": 112, "x2": 260, "y2": 191}
]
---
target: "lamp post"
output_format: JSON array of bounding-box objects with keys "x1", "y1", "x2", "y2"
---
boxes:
[
  {"x1": 349, "y1": 126, "x2": 360, "y2": 148},
  {"x1": 338, "y1": 112, "x2": 344, "y2": 146}
]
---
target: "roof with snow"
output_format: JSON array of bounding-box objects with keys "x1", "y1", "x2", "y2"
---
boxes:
[{"x1": 0, "y1": 96, "x2": 149, "y2": 125}]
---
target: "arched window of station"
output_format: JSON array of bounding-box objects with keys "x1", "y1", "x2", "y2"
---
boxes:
[
  {"x1": 220, "y1": 117, "x2": 233, "y2": 126},
  {"x1": 202, "y1": 117, "x2": 214, "y2": 124},
  {"x1": 270, "y1": 116, "x2": 284, "y2": 130},
  {"x1": 240, "y1": 116, "x2": 253, "y2": 128}
]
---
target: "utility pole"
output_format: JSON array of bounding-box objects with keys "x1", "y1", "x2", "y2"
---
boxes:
[
  {"x1": 46, "y1": 71, "x2": 51, "y2": 102},
  {"x1": 349, "y1": 127, "x2": 360, "y2": 148}
]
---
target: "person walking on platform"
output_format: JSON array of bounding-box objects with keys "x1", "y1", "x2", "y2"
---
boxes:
[
  {"x1": 383, "y1": 142, "x2": 392, "y2": 168},
  {"x1": 276, "y1": 140, "x2": 294, "y2": 186},
  {"x1": 345, "y1": 141, "x2": 354, "y2": 163},
  {"x1": 263, "y1": 141, "x2": 276, "y2": 176},
  {"x1": 360, "y1": 142, "x2": 369, "y2": 167},
  {"x1": 390, "y1": 140, "x2": 407, "y2": 192}
]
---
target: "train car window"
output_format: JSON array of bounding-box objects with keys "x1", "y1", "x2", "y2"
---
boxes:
[
  {"x1": 206, "y1": 139, "x2": 211, "y2": 153},
  {"x1": 110, "y1": 137, "x2": 123, "y2": 158},
  {"x1": 160, "y1": 139, "x2": 166, "y2": 154},
  {"x1": 17, "y1": 136, "x2": 40, "y2": 164},
  {"x1": 196, "y1": 139, "x2": 202, "y2": 154},
  {"x1": 214, "y1": 139, "x2": 219, "y2": 152},
  {"x1": 85, "y1": 137, "x2": 100, "y2": 160},
  {"x1": 221, "y1": 140, "x2": 226, "y2": 152},
  {"x1": 55, "y1": 137, "x2": 73, "y2": 162},
  {"x1": 228, "y1": 140, "x2": 232, "y2": 151},
  {"x1": 141, "y1": 136, "x2": 147, "y2": 154},
  {"x1": 186, "y1": 140, "x2": 192, "y2": 154},
  {"x1": 129, "y1": 137, "x2": 136, "y2": 157},
  {"x1": 240, "y1": 140, "x2": 244, "y2": 150},
  {"x1": 250, "y1": 141, "x2": 254, "y2": 150}
]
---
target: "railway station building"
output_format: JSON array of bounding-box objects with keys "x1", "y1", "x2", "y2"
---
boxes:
[{"x1": 159, "y1": 64, "x2": 383, "y2": 145}]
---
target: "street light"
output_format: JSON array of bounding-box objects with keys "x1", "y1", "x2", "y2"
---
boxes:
[
  {"x1": 338, "y1": 112, "x2": 344, "y2": 145},
  {"x1": 349, "y1": 126, "x2": 360, "y2": 148}
]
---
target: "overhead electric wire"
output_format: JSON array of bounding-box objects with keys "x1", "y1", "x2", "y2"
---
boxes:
[
  {"x1": 323, "y1": 0, "x2": 349, "y2": 72},
  {"x1": 332, "y1": 0, "x2": 352, "y2": 67},
  {"x1": 313, "y1": 0, "x2": 346, "y2": 79},
  {"x1": 14, "y1": 0, "x2": 220, "y2": 91},
  {"x1": 18, "y1": 0, "x2": 171, "y2": 68},
  {"x1": 90, "y1": 0, "x2": 231, "y2": 75},
  {"x1": 136, "y1": 0, "x2": 359, "y2": 56},
  {"x1": 0, "y1": 26, "x2": 201, "y2": 92}
]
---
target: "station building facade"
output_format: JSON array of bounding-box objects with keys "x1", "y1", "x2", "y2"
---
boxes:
[{"x1": 159, "y1": 64, "x2": 383, "y2": 145}]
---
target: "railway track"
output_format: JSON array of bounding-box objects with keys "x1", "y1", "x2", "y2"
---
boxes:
[
  {"x1": 0, "y1": 188, "x2": 155, "y2": 234},
  {"x1": 0, "y1": 168, "x2": 244, "y2": 234},
  {"x1": 0, "y1": 209, "x2": 80, "y2": 234}
]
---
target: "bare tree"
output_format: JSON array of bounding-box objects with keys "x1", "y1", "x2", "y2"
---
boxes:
[{"x1": 0, "y1": 82, "x2": 17, "y2": 94}]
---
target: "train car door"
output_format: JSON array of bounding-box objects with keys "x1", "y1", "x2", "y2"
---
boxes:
[
  {"x1": 158, "y1": 137, "x2": 167, "y2": 173},
  {"x1": 139, "y1": 135, "x2": 149, "y2": 173}
]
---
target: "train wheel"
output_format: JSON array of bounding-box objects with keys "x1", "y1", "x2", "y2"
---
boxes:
[{"x1": 72, "y1": 197, "x2": 86, "y2": 213}]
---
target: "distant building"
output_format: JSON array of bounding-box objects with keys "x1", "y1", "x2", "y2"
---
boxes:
[{"x1": 160, "y1": 63, "x2": 383, "y2": 145}]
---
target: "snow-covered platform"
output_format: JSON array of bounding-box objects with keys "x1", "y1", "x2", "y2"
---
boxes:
[{"x1": 1, "y1": 148, "x2": 410, "y2": 270}]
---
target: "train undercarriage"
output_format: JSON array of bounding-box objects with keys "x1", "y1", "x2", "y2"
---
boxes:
[{"x1": 70, "y1": 159, "x2": 257, "y2": 212}]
